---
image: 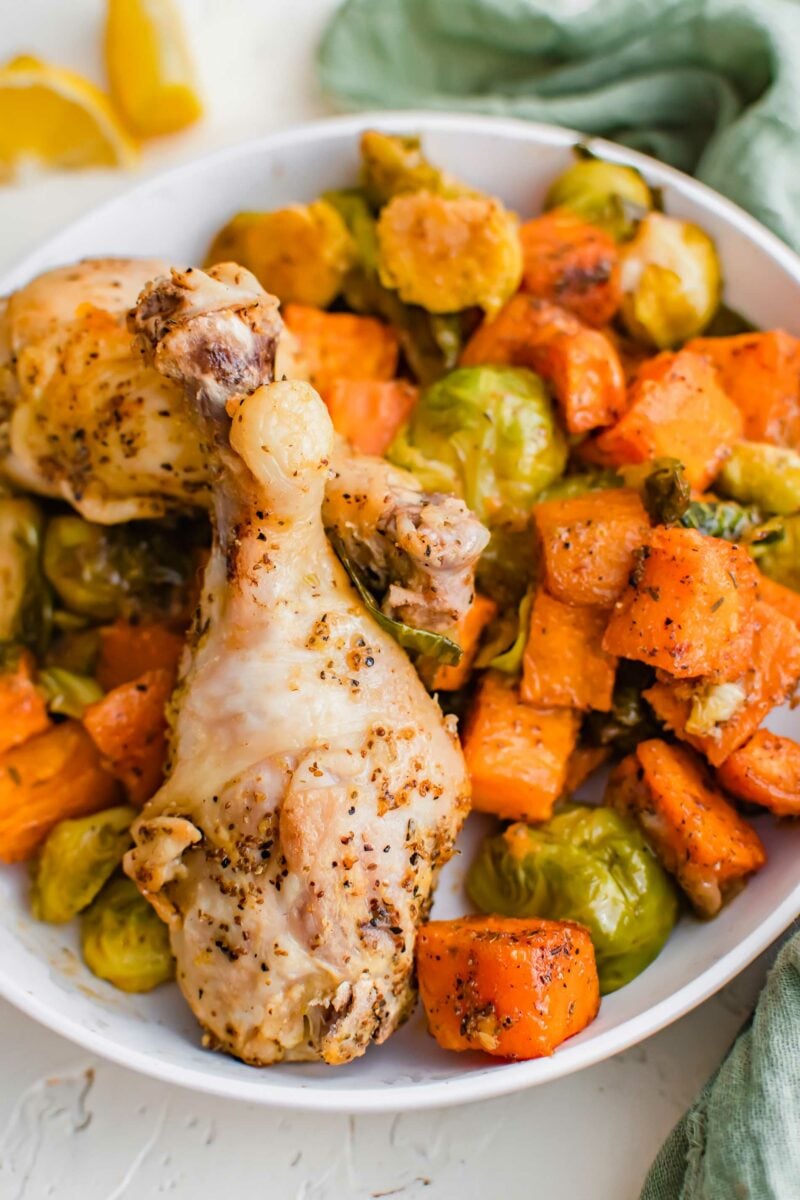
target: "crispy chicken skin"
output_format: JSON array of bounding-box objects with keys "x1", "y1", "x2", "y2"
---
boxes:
[
  {"x1": 123, "y1": 265, "x2": 471, "y2": 1066},
  {"x1": 0, "y1": 257, "x2": 487, "y2": 630}
]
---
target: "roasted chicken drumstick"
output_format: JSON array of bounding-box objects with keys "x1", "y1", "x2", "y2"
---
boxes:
[{"x1": 124, "y1": 265, "x2": 471, "y2": 1065}]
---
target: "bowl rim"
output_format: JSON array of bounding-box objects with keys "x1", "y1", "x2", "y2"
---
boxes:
[{"x1": 3, "y1": 109, "x2": 800, "y2": 1113}]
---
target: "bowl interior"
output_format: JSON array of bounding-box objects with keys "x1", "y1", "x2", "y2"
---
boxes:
[{"x1": 2, "y1": 113, "x2": 800, "y2": 1112}]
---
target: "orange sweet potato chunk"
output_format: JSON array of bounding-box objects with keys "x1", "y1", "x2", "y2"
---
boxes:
[
  {"x1": 283, "y1": 304, "x2": 399, "y2": 398},
  {"x1": 687, "y1": 331, "x2": 800, "y2": 448},
  {"x1": 756, "y1": 573, "x2": 800, "y2": 631},
  {"x1": 83, "y1": 668, "x2": 173, "y2": 806},
  {"x1": 564, "y1": 744, "x2": 611, "y2": 794},
  {"x1": 97, "y1": 621, "x2": 184, "y2": 691},
  {"x1": 0, "y1": 652, "x2": 50, "y2": 755},
  {"x1": 533, "y1": 488, "x2": 651, "y2": 608},
  {"x1": 462, "y1": 671, "x2": 579, "y2": 821},
  {"x1": 603, "y1": 527, "x2": 760, "y2": 679},
  {"x1": 430, "y1": 594, "x2": 497, "y2": 693},
  {"x1": 522, "y1": 590, "x2": 616, "y2": 711},
  {"x1": 606, "y1": 739, "x2": 766, "y2": 916},
  {"x1": 0, "y1": 722, "x2": 120, "y2": 863},
  {"x1": 591, "y1": 348, "x2": 743, "y2": 488},
  {"x1": 644, "y1": 601, "x2": 800, "y2": 766},
  {"x1": 416, "y1": 915, "x2": 600, "y2": 1059},
  {"x1": 518, "y1": 210, "x2": 621, "y2": 327},
  {"x1": 324, "y1": 378, "x2": 418, "y2": 457},
  {"x1": 717, "y1": 730, "x2": 800, "y2": 816},
  {"x1": 460, "y1": 294, "x2": 625, "y2": 433}
]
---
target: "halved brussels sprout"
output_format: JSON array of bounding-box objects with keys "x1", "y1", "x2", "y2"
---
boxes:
[
  {"x1": 545, "y1": 155, "x2": 653, "y2": 241},
  {"x1": 359, "y1": 130, "x2": 464, "y2": 208},
  {"x1": 619, "y1": 213, "x2": 721, "y2": 348},
  {"x1": 377, "y1": 191, "x2": 522, "y2": 315},
  {"x1": 37, "y1": 668, "x2": 103, "y2": 719},
  {"x1": 716, "y1": 442, "x2": 800, "y2": 516},
  {"x1": 43, "y1": 515, "x2": 204, "y2": 622},
  {"x1": 206, "y1": 199, "x2": 356, "y2": 308},
  {"x1": 32, "y1": 806, "x2": 135, "y2": 924},
  {"x1": 389, "y1": 366, "x2": 567, "y2": 530},
  {"x1": 44, "y1": 626, "x2": 102, "y2": 676},
  {"x1": 324, "y1": 186, "x2": 466, "y2": 385},
  {"x1": 80, "y1": 876, "x2": 174, "y2": 993},
  {"x1": 752, "y1": 514, "x2": 800, "y2": 592},
  {"x1": 0, "y1": 497, "x2": 52, "y2": 654},
  {"x1": 467, "y1": 806, "x2": 679, "y2": 993}
]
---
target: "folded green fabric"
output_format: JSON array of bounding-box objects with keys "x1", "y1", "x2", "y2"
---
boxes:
[
  {"x1": 318, "y1": 0, "x2": 800, "y2": 251},
  {"x1": 641, "y1": 931, "x2": 800, "y2": 1199}
]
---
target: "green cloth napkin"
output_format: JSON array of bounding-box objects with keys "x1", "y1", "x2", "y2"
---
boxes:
[
  {"x1": 642, "y1": 932, "x2": 800, "y2": 1199},
  {"x1": 317, "y1": 0, "x2": 800, "y2": 252}
]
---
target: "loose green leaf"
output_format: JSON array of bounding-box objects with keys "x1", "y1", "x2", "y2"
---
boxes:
[
  {"x1": 332, "y1": 537, "x2": 461, "y2": 665},
  {"x1": 37, "y1": 668, "x2": 103, "y2": 719}
]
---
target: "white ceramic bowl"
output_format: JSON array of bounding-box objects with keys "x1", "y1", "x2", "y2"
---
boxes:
[{"x1": 2, "y1": 113, "x2": 800, "y2": 1113}]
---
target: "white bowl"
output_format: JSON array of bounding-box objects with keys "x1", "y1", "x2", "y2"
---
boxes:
[{"x1": 2, "y1": 113, "x2": 800, "y2": 1113}]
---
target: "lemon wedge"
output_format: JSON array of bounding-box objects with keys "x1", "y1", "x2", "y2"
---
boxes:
[
  {"x1": 105, "y1": 0, "x2": 203, "y2": 137},
  {"x1": 0, "y1": 54, "x2": 137, "y2": 179}
]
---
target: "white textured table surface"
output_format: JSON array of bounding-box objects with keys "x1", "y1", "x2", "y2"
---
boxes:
[{"x1": 0, "y1": 4, "x2": 784, "y2": 1197}]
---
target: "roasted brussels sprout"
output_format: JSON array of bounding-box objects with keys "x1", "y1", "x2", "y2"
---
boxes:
[
  {"x1": 206, "y1": 199, "x2": 356, "y2": 308},
  {"x1": 359, "y1": 130, "x2": 463, "y2": 208},
  {"x1": 43, "y1": 515, "x2": 204, "y2": 622},
  {"x1": 389, "y1": 366, "x2": 567, "y2": 530},
  {"x1": 44, "y1": 626, "x2": 102, "y2": 676},
  {"x1": 80, "y1": 876, "x2": 174, "y2": 993},
  {"x1": 0, "y1": 497, "x2": 52, "y2": 654},
  {"x1": 37, "y1": 668, "x2": 103, "y2": 719},
  {"x1": 32, "y1": 806, "x2": 135, "y2": 924},
  {"x1": 467, "y1": 806, "x2": 679, "y2": 993},
  {"x1": 324, "y1": 186, "x2": 466, "y2": 385},
  {"x1": 680, "y1": 499, "x2": 764, "y2": 542},
  {"x1": 484, "y1": 590, "x2": 534, "y2": 676},
  {"x1": 538, "y1": 468, "x2": 623, "y2": 502},
  {"x1": 584, "y1": 661, "x2": 661, "y2": 756},
  {"x1": 636, "y1": 457, "x2": 691, "y2": 524},
  {"x1": 751, "y1": 514, "x2": 800, "y2": 592},
  {"x1": 716, "y1": 442, "x2": 800, "y2": 516},
  {"x1": 377, "y1": 191, "x2": 522, "y2": 315},
  {"x1": 619, "y1": 213, "x2": 721, "y2": 348},
  {"x1": 544, "y1": 155, "x2": 653, "y2": 241}
]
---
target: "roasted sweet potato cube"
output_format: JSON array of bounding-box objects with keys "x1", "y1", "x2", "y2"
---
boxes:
[
  {"x1": 606, "y1": 740, "x2": 766, "y2": 916},
  {"x1": 416, "y1": 915, "x2": 600, "y2": 1059},
  {"x1": 429, "y1": 594, "x2": 497, "y2": 693},
  {"x1": 0, "y1": 722, "x2": 120, "y2": 863},
  {"x1": 717, "y1": 730, "x2": 800, "y2": 816},
  {"x1": 687, "y1": 330, "x2": 800, "y2": 448},
  {"x1": 324, "y1": 378, "x2": 418, "y2": 456},
  {"x1": 83, "y1": 668, "x2": 173, "y2": 806},
  {"x1": 519, "y1": 210, "x2": 621, "y2": 327},
  {"x1": 564, "y1": 744, "x2": 611, "y2": 794},
  {"x1": 97, "y1": 621, "x2": 184, "y2": 691},
  {"x1": 282, "y1": 304, "x2": 399, "y2": 398},
  {"x1": 462, "y1": 671, "x2": 579, "y2": 821},
  {"x1": 522, "y1": 590, "x2": 616, "y2": 711},
  {"x1": 460, "y1": 294, "x2": 625, "y2": 433},
  {"x1": 591, "y1": 349, "x2": 743, "y2": 488},
  {"x1": 643, "y1": 601, "x2": 800, "y2": 765},
  {"x1": 533, "y1": 488, "x2": 651, "y2": 608},
  {"x1": 0, "y1": 651, "x2": 50, "y2": 755},
  {"x1": 603, "y1": 527, "x2": 760, "y2": 679},
  {"x1": 756, "y1": 572, "x2": 800, "y2": 631}
]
